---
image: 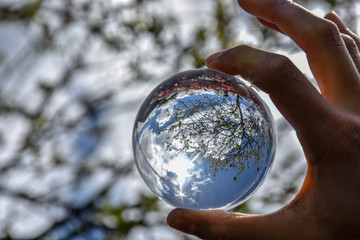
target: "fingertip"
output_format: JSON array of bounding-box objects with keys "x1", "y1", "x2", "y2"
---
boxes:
[
  {"x1": 323, "y1": 10, "x2": 335, "y2": 19},
  {"x1": 167, "y1": 209, "x2": 196, "y2": 234},
  {"x1": 324, "y1": 11, "x2": 339, "y2": 21},
  {"x1": 205, "y1": 45, "x2": 260, "y2": 75},
  {"x1": 166, "y1": 208, "x2": 181, "y2": 224},
  {"x1": 205, "y1": 51, "x2": 224, "y2": 66}
]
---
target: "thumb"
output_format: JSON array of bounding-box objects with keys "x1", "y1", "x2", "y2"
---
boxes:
[{"x1": 167, "y1": 208, "x2": 303, "y2": 240}]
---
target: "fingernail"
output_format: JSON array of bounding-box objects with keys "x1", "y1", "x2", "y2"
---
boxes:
[{"x1": 206, "y1": 51, "x2": 223, "y2": 64}]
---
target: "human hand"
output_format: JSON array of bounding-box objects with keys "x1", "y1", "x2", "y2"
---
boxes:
[{"x1": 167, "y1": 0, "x2": 360, "y2": 239}]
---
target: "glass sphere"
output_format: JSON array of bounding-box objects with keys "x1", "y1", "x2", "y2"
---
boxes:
[{"x1": 133, "y1": 69, "x2": 276, "y2": 210}]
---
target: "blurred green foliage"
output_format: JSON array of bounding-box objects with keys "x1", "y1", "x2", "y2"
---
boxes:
[
  {"x1": 99, "y1": 195, "x2": 159, "y2": 236},
  {"x1": 0, "y1": 0, "x2": 43, "y2": 21}
]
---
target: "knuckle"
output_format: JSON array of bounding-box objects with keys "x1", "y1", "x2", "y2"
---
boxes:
[
  {"x1": 342, "y1": 33, "x2": 360, "y2": 54},
  {"x1": 271, "y1": 0, "x2": 292, "y2": 21},
  {"x1": 347, "y1": 31, "x2": 360, "y2": 49},
  {"x1": 268, "y1": 54, "x2": 292, "y2": 73},
  {"x1": 313, "y1": 20, "x2": 343, "y2": 47},
  {"x1": 342, "y1": 33, "x2": 357, "y2": 47},
  {"x1": 314, "y1": 20, "x2": 338, "y2": 36},
  {"x1": 262, "y1": 54, "x2": 299, "y2": 89}
]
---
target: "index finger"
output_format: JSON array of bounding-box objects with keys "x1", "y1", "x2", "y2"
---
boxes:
[
  {"x1": 237, "y1": 0, "x2": 360, "y2": 112},
  {"x1": 206, "y1": 45, "x2": 333, "y2": 156}
]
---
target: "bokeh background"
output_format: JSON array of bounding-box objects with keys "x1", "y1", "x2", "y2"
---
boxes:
[{"x1": 0, "y1": 0, "x2": 358, "y2": 239}]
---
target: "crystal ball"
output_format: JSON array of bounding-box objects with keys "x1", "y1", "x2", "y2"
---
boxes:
[{"x1": 133, "y1": 69, "x2": 276, "y2": 210}]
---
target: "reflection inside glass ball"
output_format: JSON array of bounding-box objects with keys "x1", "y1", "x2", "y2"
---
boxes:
[{"x1": 133, "y1": 69, "x2": 276, "y2": 210}]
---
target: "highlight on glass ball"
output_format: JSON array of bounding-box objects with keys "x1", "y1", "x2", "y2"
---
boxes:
[{"x1": 132, "y1": 69, "x2": 276, "y2": 210}]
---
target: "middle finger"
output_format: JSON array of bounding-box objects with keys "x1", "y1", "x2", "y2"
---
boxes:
[{"x1": 237, "y1": 0, "x2": 360, "y2": 112}]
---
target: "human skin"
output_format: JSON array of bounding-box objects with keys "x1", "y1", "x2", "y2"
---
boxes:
[{"x1": 166, "y1": 0, "x2": 360, "y2": 239}]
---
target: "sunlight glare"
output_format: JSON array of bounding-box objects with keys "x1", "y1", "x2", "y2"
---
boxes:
[{"x1": 167, "y1": 154, "x2": 195, "y2": 186}]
